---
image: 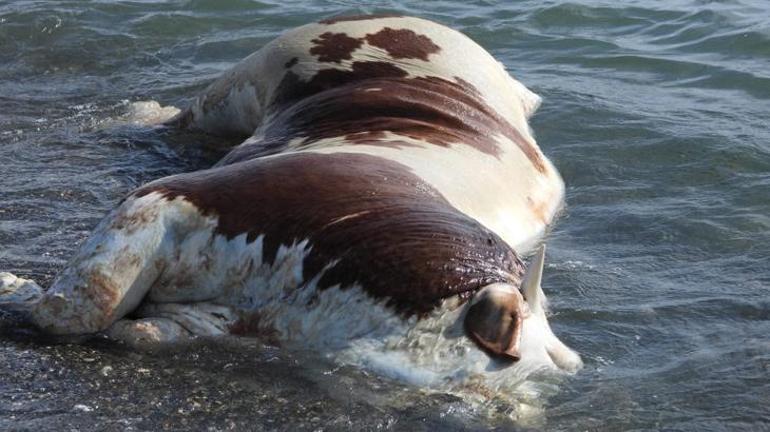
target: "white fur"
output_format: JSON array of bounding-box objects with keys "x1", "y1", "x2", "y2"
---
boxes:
[{"x1": 119, "y1": 231, "x2": 576, "y2": 401}]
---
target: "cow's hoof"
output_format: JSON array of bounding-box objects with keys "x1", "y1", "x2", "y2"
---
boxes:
[
  {"x1": 107, "y1": 317, "x2": 193, "y2": 349},
  {"x1": 0, "y1": 272, "x2": 42, "y2": 310}
]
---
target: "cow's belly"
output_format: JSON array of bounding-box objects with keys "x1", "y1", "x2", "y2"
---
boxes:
[{"x1": 143, "y1": 230, "x2": 411, "y2": 348}]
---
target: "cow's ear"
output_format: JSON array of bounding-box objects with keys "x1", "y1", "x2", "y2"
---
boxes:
[
  {"x1": 464, "y1": 283, "x2": 524, "y2": 360},
  {"x1": 509, "y1": 77, "x2": 542, "y2": 119}
]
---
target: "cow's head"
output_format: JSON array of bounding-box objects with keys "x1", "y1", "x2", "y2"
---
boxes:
[{"x1": 464, "y1": 246, "x2": 582, "y2": 372}]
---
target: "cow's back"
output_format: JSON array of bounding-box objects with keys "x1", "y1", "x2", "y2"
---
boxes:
[{"x1": 173, "y1": 15, "x2": 564, "y2": 252}]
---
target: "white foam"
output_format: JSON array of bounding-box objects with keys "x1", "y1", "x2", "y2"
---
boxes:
[{"x1": 124, "y1": 100, "x2": 181, "y2": 125}]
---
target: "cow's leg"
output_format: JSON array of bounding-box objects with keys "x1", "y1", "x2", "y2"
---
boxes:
[
  {"x1": 0, "y1": 191, "x2": 204, "y2": 335},
  {"x1": 107, "y1": 302, "x2": 236, "y2": 348},
  {"x1": 0, "y1": 273, "x2": 43, "y2": 310},
  {"x1": 163, "y1": 55, "x2": 266, "y2": 139},
  {"x1": 107, "y1": 317, "x2": 191, "y2": 347}
]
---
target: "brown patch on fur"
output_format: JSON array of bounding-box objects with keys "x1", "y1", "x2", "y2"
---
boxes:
[
  {"x1": 222, "y1": 70, "x2": 545, "y2": 171},
  {"x1": 135, "y1": 152, "x2": 524, "y2": 316},
  {"x1": 319, "y1": 14, "x2": 402, "y2": 25},
  {"x1": 527, "y1": 196, "x2": 549, "y2": 224},
  {"x1": 270, "y1": 61, "x2": 408, "y2": 110},
  {"x1": 85, "y1": 272, "x2": 121, "y2": 325},
  {"x1": 114, "y1": 250, "x2": 142, "y2": 271},
  {"x1": 110, "y1": 203, "x2": 159, "y2": 234},
  {"x1": 364, "y1": 27, "x2": 440, "y2": 61},
  {"x1": 310, "y1": 32, "x2": 363, "y2": 63}
]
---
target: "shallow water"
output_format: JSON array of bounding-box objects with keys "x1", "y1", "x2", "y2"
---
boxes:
[{"x1": 1, "y1": 0, "x2": 769, "y2": 430}]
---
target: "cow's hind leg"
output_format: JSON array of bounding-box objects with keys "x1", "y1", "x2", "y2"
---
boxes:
[
  {"x1": 107, "y1": 302, "x2": 236, "y2": 348},
  {"x1": 0, "y1": 192, "x2": 190, "y2": 335}
]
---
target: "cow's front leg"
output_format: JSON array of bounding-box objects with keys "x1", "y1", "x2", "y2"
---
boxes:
[{"x1": 0, "y1": 191, "x2": 207, "y2": 335}]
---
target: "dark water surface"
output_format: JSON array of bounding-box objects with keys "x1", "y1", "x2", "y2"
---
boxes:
[{"x1": 1, "y1": 1, "x2": 769, "y2": 430}]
